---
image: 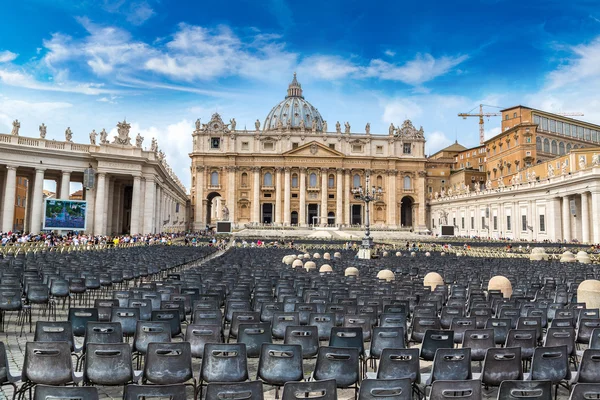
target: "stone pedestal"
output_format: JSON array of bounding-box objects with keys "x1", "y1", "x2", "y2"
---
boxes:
[
  {"x1": 377, "y1": 269, "x2": 395, "y2": 282},
  {"x1": 424, "y1": 272, "x2": 444, "y2": 291},
  {"x1": 357, "y1": 248, "x2": 372, "y2": 259},
  {"x1": 488, "y1": 275, "x2": 513, "y2": 298},
  {"x1": 578, "y1": 280, "x2": 600, "y2": 309}
]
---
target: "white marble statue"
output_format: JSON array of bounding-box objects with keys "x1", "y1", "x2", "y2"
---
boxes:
[
  {"x1": 475, "y1": 183, "x2": 481, "y2": 193},
  {"x1": 135, "y1": 133, "x2": 144, "y2": 148},
  {"x1": 150, "y1": 137, "x2": 158, "y2": 152},
  {"x1": 389, "y1": 123, "x2": 395, "y2": 136},
  {"x1": 299, "y1": 117, "x2": 305, "y2": 131},
  {"x1": 531, "y1": 170, "x2": 536, "y2": 181},
  {"x1": 344, "y1": 121, "x2": 351, "y2": 134},
  {"x1": 195, "y1": 118, "x2": 201, "y2": 131},
  {"x1": 89, "y1": 129, "x2": 97, "y2": 145},
  {"x1": 447, "y1": 188, "x2": 453, "y2": 196},
  {"x1": 322, "y1": 120, "x2": 327, "y2": 133},
  {"x1": 65, "y1": 127, "x2": 73, "y2": 142},
  {"x1": 498, "y1": 178, "x2": 505, "y2": 188},
  {"x1": 311, "y1": 119, "x2": 317, "y2": 133},
  {"x1": 100, "y1": 128, "x2": 108, "y2": 144},
  {"x1": 276, "y1": 117, "x2": 283, "y2": 130},
  {"x1": 335, "y1": 121, "x2": 341, "y2": 133},
  {"x1": 486, "y1": 179, "x2": 492, "y2": 190},
  {"x1": 230, "y1": 118, "x2": 236, "y2": 131},
  {"x1": 113, "y1": 120, "x2": 132, "y2": 145},
  {"x1": 526, "y1": 171, "x2": 531, "y2": 182},
  {"x1": 561, "y1": 161, "x2": 568, "y2": 175},
  {"x1": 365, "y1": 123, "x2": 370, "y2": 135},
  {"x1": 11, "y1": 120, "x2": 20, "y2": 136},
  {"x1": 255, "y1": 119, "x2": 260, "y2": 131},
  {"x1": 592, "y1": 153, "x2": 600, "y2": 167},
  {"x1": 465, "y1": 185, "x2": 470, "y2": 194},
  {"x1": 39, "y1": 123, "x2": 46, "y2": 139},
  {"x1": 579, "y1": 155, "x2": 586, "y2": 170},
  {"x1": 434, "y1": 191, "x2": 439, "y2": 199},
  {"x1": 547, "y1": 163, "x2": 555, "y2": 177}
]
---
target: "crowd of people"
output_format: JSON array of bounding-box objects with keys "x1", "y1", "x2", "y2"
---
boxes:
[{"x1": 0, "y1": 231, "x2": 188, "y2": 247}]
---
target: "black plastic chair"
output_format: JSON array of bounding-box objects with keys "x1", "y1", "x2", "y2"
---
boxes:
[
  {"x1": 257, "y1": 343, "x2": 303, "y2": 398},
  {"x1": 544, "y1": 327, "x2": 577, "y2": 368},
  {"x1": 68, "y1": 308, "x2": 99, "y2": 337},
  {"x1": 83, "y1": 342, "x2": 139, "y2": 386},
  {"x1": 573, "y1": 349, "x2": 600, "y2": 384},
  {"x1": 450, "y1": 317, "x2": 476, "y2": 344},
  {"x1": 461, "y1": 329, "x2": 494, "y2": 362},
  {"x1": 429, "y1": 379, "x2": 481, "y2": 400},
  {"x1": 505, "y1": 329, "x2": 536, "y2": 370},
  {"x1": 410, "y1": 316, "x2": 441, "y2": 343},
  {"x1": 271, "y1": 312, "x2": 300, "y2": 339},
  {"x1": 33, "y1": 385, "x2": 99, "y2": 400},
  {"x1": 367, "y1": 327, "x2": 405, "y2": 371},
  {"x1": 205, "y1": 381, "x2": 264, "y2": 400},
  {"x1": 237, "y1": 321, "x2": 272, "y2": 358},
  {"x1": 151, "y1": 309, "x2": 182, "y2": 338},
  {"x1": 132, "y1": 321, "x2": 171, "y2": 368},
  {"x1": 427, "y1": 348, "x2": 472, "y2": 386},
  {"x1": 309, "y1": 312, "x2": 336, "y2": 341},
  {"x1": 228, "y1": 311, "x2": 260, "y2": 342},
  {"x1": 497, "y1": 380, "x2": 552, "y2": 400},
  {"x1": 376, "y1": 348, "x2": 422, "y2": 398},
  {"x1": 528, "y1": 345, "x2": 570, "y2": 399},
  {"x1": 123, "y1": 383, "x2": 187, "y2": 400},
  {"x1": 313, "y1": 346, "x2": 360, "y2": 399},
  {"x1": 481, "y1": 347, "x2": 522, "y2": 389},
  {"x1": 282, "y1": 379, "x2": 338, "y2": 400},
  {"x1": 0, "y1": 341, "x2": 20, "y2": 394},
  {"x1": 569, "y1": 383, "x2": 600, "y2": 400},
  {"x1": 200, "y1": 343, "x2": 249, "y2": 399},
  {"x1": 185, "y1": 324, "x2": 222, "y2": 359},
  {"x1": 590, "y1": 328, "x2": 600, "y2": 349},
  {"x1": 34, "y1": 321, "x2": 78, "y2": 353},
  {"x1": 143, "y1": 342, "x2": 196, "y2": 397},
  {"x1": 577, "y1": 319, "x2": 600, "y2": 345},
  {"x1": 284, "y1": 325, "x2": 319, "y2": 359},
  {"x1": 420, "y1": 329, "x2": 454, "y2": 361},
  {"x1": 110, "y1": 307, "x2": 140, "y2": 338},
  {"x1": 93, "y1": 299, "x2": 118, "y2": 322},
  {"x1": 357, "y1": 378, "x2": 412, "y2": 400},
  {"x1": 486, "y1": 318, "x2": 511, "y2": 345}
]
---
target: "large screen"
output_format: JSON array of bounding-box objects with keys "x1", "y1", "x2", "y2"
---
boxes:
[
  {"x1": 43, "y1": 199, "x2": 87, "y2": 230},
  {"x1": 440, "y1": 225, "x2": 455, "y2": 236},
  {"x1": 216, "y1": 221, "x2": 232, "y2": 234}
]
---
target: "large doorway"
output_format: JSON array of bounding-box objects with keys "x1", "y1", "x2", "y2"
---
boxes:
[
  {"x1": 327, "y1": 212, "x2": 335, "y2": 226},
  {"x1": 291, "y1": 211, "x2": 298, "y2": 225},
  {"x1": 401, "y1": 196, "x2": 413, "y2": 228},
  {"x1": 206, "y1": 192, "x2": 222, "y2": 225},
  {"x1": 351, "y1": 204, "x2": 362, "y2": 225},
  {"x1": 262, "y1": 203, "x2": 273, "y2": 224},
  {"x1": 307, "y1": 204, "x2": 319, "y2": 226}
]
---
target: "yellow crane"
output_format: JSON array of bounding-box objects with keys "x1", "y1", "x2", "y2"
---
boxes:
[{"x1": 458, "y1": 104, "x2": 502, "y2": 145}]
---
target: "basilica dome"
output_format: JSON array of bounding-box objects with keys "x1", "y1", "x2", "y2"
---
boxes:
[{"x1": 263, "y1": 73, "x2": 325, "y2": 132}]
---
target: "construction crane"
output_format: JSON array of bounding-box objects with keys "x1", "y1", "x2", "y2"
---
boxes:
[{"x1": 458, "y1": 104, "x2": 503, "y2": 145}]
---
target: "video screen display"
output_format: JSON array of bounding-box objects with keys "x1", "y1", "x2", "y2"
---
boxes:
[
  {"x1": 216, "y1": 221, "x2": 232, "y2": 233},
  {"x1": 43, "y1": 199, "x2": 87, "y2": 230},
  {"x1": 440, "y1": 225, "x2": 455, "y2": 236}
]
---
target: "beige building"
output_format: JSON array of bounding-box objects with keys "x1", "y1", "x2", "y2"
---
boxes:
[{"x1": 189, "y1": 74, "x2": 428, "y2": 231}]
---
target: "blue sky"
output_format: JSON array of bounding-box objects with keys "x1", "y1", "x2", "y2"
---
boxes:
[{"x1": 1, "y1": 0, "x2": 600, "y2": 189}]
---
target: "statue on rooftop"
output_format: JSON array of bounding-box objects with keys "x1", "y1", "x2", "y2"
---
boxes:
[
  {"x1": 344, "y1": 121, "x2": 351, "y2": 134},
  {"x1": 65, "y1": 127, "x2": 73, "y2": 142},
  {"x1": 39, "y1": 123, "x2": 46, "y2": 139},
  {"x1": 389, "y1": 123, "x2": 395, "y2": 136},
  {"x1": 100, "y1": 129, "x2": 108, "y2": 144},
  {"x1": 89, "y1": 129, "x2": 97, "y2": 145},
  {"x1": 365, "y1": 123, "x2": 370, "y2": 135},
  {"x1": 336, "y1": 121, "x2": 341, "y2": 133},
  {"x1": 255, "y1": 119, "x2": 261, "y2": 131},
  {"x1": 230, "y1": 118, "x2": 236, "y2": 131},
  {"x1": 195, "y1": 118, "x2": 201, "y2": 131},
  {"x1": 11, "y1": 120, "x2": 20, "y2": 136},
  {"x1": 135, "y1": 133, "x2": 144, "y2": 148}
]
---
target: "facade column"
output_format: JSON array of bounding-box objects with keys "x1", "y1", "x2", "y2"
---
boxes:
[
  {"x1": 562, "y1": 196, "x2": 571, "y2": 242},
  {"x1": 1, "y1": 166, "x2": 17, "y2": 233},
  {"x1": 0, "y1": 168, "x2": 5, "y2": 226},
  {"x1": 387, "y1": 170, "x2": 397, "y2": 228},
  {"x1": 111, "y1": 183, "x2": 121, "y2": 234},
  {"x1": 581, "y1": 192, "x2": 590, "y2": 244},
  {"x1": 106, "y1": 180, "x2": 114, "y2": 235},
  {"x1": 60, "y1": 171, "x2": 71, "y2": 199},
  {"x1": 299, "y1": 168, "x2": 306, "y2": 227},
  {"x1": 592, "y1": 191, "x2": 600, "y2": 244},
  {"x1": 344, "y1": 170, "x2": 351, "y2": 226},
  {"x1": 252, "y1": 167, "x2": 260, "y2": 224},
  {"x1": 528, "y1": 200, "x2": 535, "y2": 241},
  {"x1": 336, "y1": 168, "x2": 343, "y2": 226},
  {"x1": 143, "y1": 177, "x2": 156, "y2": 234},
  {"x1": 549, "y1": 198, "x2": 561, "y2": 242},
  {"x1": 138, "y1": 180, "x2": 146, "y2": 233},
  {"x1": 155, "y1": 185, "x2": 162, "y2": 233},
  {"x1": 94, "y1": 173, "x2": 106, "y2": 236},
  {"x1": 275, "y1": 168, "x2": 282, "y2": 225},
  {"x1": 283, "y1": 167, "x2": 291, "y2": 225},
  {"x1": 85, "y1": 186, "x2": 95, "y2": 235},
  {"x1": 130, "y1": 176, "x2": 142, "y2": 234},
  {"x1": 30, "y1": 168, "x2": 45, "y2": 233},
  {"x1": 194, "y1": 167, "x2": 205, "y2": 230},
  {"x1": 227, "y1": 167, "x2": 237, "y2": 224},
  {"x1": 320, "y1": 168, "x2": 328, "y2": 226}
]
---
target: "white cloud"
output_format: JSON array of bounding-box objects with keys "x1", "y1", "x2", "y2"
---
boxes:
[
  {"x1": 384, "y1": 50, "x2": 396, "y2": 57},
  {"x1": 382, "y1": 99, "x2": 424, "y2": 123},
  {"x1": 426, "y1": 130, "x2": 454, "y2": 155},
  {"x1": 0, "y1": 68, "x2": 116, "y2": 95},
  {"x1": 545, "y1": 37, "x2": 600, "y2": 90},
  {"x1": 297, "y1": 55, "x2": 360, "y2": 80},
  {"x1": 0, "y1": 50, "x2": 17, "y2": 63},
  {"x1": 0, "y1": 97, "x2": 73, "y2": 136},
  {"x1": 102, "y1": 0, "x2": 155, "y2": 26}
]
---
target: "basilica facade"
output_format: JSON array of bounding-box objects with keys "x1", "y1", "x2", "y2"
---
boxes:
[{"x1": 189, "y1": 74, "x2": 428, "y2": 231}]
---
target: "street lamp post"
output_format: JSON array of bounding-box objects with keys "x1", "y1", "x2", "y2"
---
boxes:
[{"x1": 351, "y1": 172, "x2": 383, "y2": 258}]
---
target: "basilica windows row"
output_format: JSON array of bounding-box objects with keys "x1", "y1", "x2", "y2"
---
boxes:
[{"x1": 536, "y1": 136, "x2": 582, "y2": 155}]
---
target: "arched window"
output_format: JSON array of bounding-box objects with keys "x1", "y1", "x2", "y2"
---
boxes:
[
  {"x1": 328, "y1": 174, "x2": 335, "y2": 188},
  {"x1": 551, "y1": 140, "x2": 557, "y2": 154},
  {"x1": 376, "y1": 175, "x2": 383, "y2": 188},
  {"x1": 309, "y1": 173, "x2": 317, "y2": 187},
  {"x1": 536, "y1": 137, "x2": 542, "y2": 151},
  {"x1": 291, "y1": 173, "x2": 298, "y2": 188},
  {"x1": 566, "y1": 143, "x2": 572, "y2": 153},
  {"x1": 210, "y1": 171, "x2": 219, "y2": 186},
  {"x1": 353, "y1": 174, "x2": 361, "y2": 188},
  {"x1": 241, "y1": 172, "x2": 248, "y2": 187},
  {"x1": 403, "y1": 176, "x2": 411, "y2": 190},
  {"x1": 559, "y1": 142, "x2": 565, "y2": 155},
  {"x1": 264, "y1": 172, "x2": 273, "y2": 186},
  {"x1": 543, "y1": 138, "x2": 550, "y2": 153}
]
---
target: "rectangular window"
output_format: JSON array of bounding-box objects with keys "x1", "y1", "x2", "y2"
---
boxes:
[
  {"x1": 493, "y1": 216, "x2": 497, "y2": 231},
  {"x1": 549, "y1": 119, "x2": 556, "y2": 132},
  {"x1": 471, "y1": 216, "x2": 474, "y2": 229},
  {"x1": 291, "y1": 193, "x2": 298, "y2": 198},
  {"x1": 292, "y1": 143, "x2": 299, "y2": 149},
  {"x1": 403, "y1": 143, "x2": 411, "y2": 154},
  {"x1": 329, "y1": 144, "x2": 336, "y2": 150},
  {"x1": 263, "y1": 142, "x2": 275, "y2": 151},
  {"x1": 428, "y1": 186, "x2": 432, "y2": 193},
  {"x1": 534, "y1": 115, "x2": 540, "y2": 125},
  {"x1": 241, "y1": 141, "x2": 249, "y2": 150},
  {"x1": 210, "y1": 137, "x2": 220, "y2": 149},
  {"x1": 481, "y1": 216, "x2": 485, "y2": 228},
  {"x1": 376, "y1": 145, "x2": 383, "y2": 154},
  {"x1": 539, "y1": 215, "x2": 545, "y2": 232},
  {"x1": 352, "y1": 144, "x2": 363, "y2": 153},
  {"x1": 461, "y1": 217, "x2": 465, "y2": 229},
  {"x1": 432, "y1": 218, "x2": 436, "y2": 228},
  {"x1": 506, "y1": 215, "x2": 511, "y2": 231},
  {"x1": 453, "y1": 218, "x2": 456, "y2": 227},
  {"x1": 557, "y1": 122, "x2": 563, "y2": 134},
  {"x1": 578, "y1": 126, "x2": 584, "y2": 139},
  {"x1": 585, "y1": 128, "x2": 591, "y2": 141},
  {"x1": 522, "y1": 215, "x2": 527, "y2": 231},
  {"x1": 541, "y1": 118, "x2": 548, "y2": 131},
  {"x1": 175, "y1": 203, "x2": 180, "y2": 213},
  {"x1": 328, "y1": 194, "x2": 334, "y2": 199},
  {"x1": 264, "y1": 193, "x2": 271, "y2": 198}
]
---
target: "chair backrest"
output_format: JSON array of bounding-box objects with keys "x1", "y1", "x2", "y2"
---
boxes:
[
  {"x1": 284, "y1": 325, "x2": 319, "y2": 359},
  {"x1": 357, "y1": 378, "x2": 412, "y2": 400},
  {"x1": 343, "y1": 314, "x2": 372, "y2": 341},
  {"x1": 569, "y1": 383, "x2": 600, "y2": 400},
  {"x1": 420, "y1": 329, "x2": 454, "y2": 361},
  {"x1": 497, "y1": 380, "x2": 552, "y2": 400},
  {"x1": 144, "y1": 342, "x2": 193, "y2": 385},
  {"x1": 34, "y1": 321, "x2": 75, "y2": 352},
  {"x1": 151, "y1": 309, "x2": 182, "y2": 337},
  {"x1": 225, "y1": 300, "x2": 252, "y2": 322},
  {"x1": 517, "y1": 316, "x2": 542, "y2": 341},
  {"x1": 128, "y1": 299, "x2": 153, "y2": 321},
  {"x1": 590, "y1": 328, "x2": 600, "y2": 349},
  {"x1": 237, "y1": 322, "x2": 272, "y2": 358},
  {"x1": 271, "y1": 312, "x2": 300, "y2": 340},
  {"x1": 68, "y1": 308, "x2": 99, "y2": 337},
  {"x1": 0, "y1": 341, "x2": 15, "y2": 383},
  {"x1": 578, "y1": 319, "x2": 600, "y2": 344},
  {"x1": 110, "y1": 307, "x2": 140, "y2": 336},
  {"x1": 83, "y1": 322, "x2": 123, "y2": 350},
  {"x1": 486, "y1": 318, "x2": 511, "y2": 345},
  {"x1": 205, "y1": 381, "x2": 264, "y2": 400},
  {"x1": 93, "y1": 299, "x2": 119, "y2": 322},
  {"x1": 133, "y1": 321, "x2": 171, "y2": 355},
  {"x1": 505, "y1": 329, "x2": 536, "y2": 359},
  {"x1": 429, "y1": 379, "x2": 482, "y2": 400},
  {"x1": 329, "y1": 327, "x2": 364, "y2": 356},
  {"x1": 257, "y1": 343, "x2": 303, "y2": 387},
  {"x1": 185, "y1": 324, "x2": 222, "y2": 358},
  {"x1": 471, "y1": 308, "x2": 492, "y2": 329},
  {"x1": 201, "y1": 343, "x2": 249, "y2": 383},
  {"x1": 369, "y1": 327, "x2": 405, "y2": 359},
  {"x1": 530, "y1": 345, "x2": 569, "y2": 384},
  {"x1": 23, "y1": 341, "x2": 74, "y2": 385},
  {"x1": 84, "y1": 343, "x2": 134, "y2": 386},
  {"x1": 544, "y1": 327, "x2": 575, "y2": 357},
  {"x1": 410, "y1": 316, "x2": 441, "y2": 343},
  {"x1": 481, "y1": 347, "x2": 523, "y2": 387},
  {"x1": 430, "y1": 348, "x2": 472, "y2": 383},
  {"x1": 34, "y1": 385, "x2": 99, "y2": 400},
  {"x1": 576, "y1": 349, "x2": 600, "y2": 383},
  {"x1": 377, "y1": 347, "x2": 420, "y2": 383},
  {"x1": 379, "y1": 313, "x2": 408, "y2": 331},
  {"x1": 461, "y1": 329, "x2": 494, "y2": 362},
  {"x1": 229, "y1": 311, "x2": 260, "y2": 339},
  {"x1": 123, "y1": 384, "x2": 187, "y2": 400},
  {"x1": 282, "y1": 379, "x2": 338, "y2": 400},
  {"x1": 308, "y1": 312, "x2": 336, "y2": 340},
  {"x1": 313, "y1": 346, "x2": 360, "y2": 389}
]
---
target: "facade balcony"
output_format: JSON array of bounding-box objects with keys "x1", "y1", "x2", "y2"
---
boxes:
[
  {"x1": 207, "y1": 185, "x2": 221, "y2": 191},
  {"x1": 261, "y1": 185, "x2": 275, "y2": 191}
]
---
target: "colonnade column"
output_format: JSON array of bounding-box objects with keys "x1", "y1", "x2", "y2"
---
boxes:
[
  {"x1": 155, "y1": 185, "x2": 162, "y2": 233},
  {"x1": 94, "y1": 173, "x2": 106, "y2": 236},
  {"x1": 335, "y1": 168, "x2": 343, "y2": 226},
  {"x1": 387, "y1": 170, "x2": 397, "y2": 228},
  {"x1": 299, "y1": 168, "x2": 306, "y2": 227},
  {"x1": 106, "y1": 180, "x2": 114, "y2": 235},
  {"x1": 194, "y1": 167, "x2": 205, "y2": 229},
  {"x1": 549, "y1": 198, "x2": 561, "y2": 242},
  {"x1": 320, "y1": 168, "x2": 328, "y2": 226},
  {"x1": 85, "y1": 185, "x2": 95, "y2": 235},
  {"x1": 227, "y1": 166, "x2": 236, "y2": 224},
  {"x1": 138, "y1": 179, "x2": 146, "y2": 233},
  {"x1": 252, "y1": 167, "x2": 260, "y2": 224},
  {"x1": 592, "y1": 191, "x2": 600, "y2": 244},
  {"x1": 130, "y1": 176, "x2": 141, "y2": 234},
  {"x1": 283, "y1": 167, "x2": 291, "y2": 226},
  {"x1": 581, "y1": 192, "x2": 590, "y2": 244},
  {"x1": 111, "y1": 183, "x2": 121, "y2": 234},
  {"x1": 1, "y1": 166, "x2": 17, "y2": 232},
  {"x1": 143, "y1": 176, "x2": 156, "y2": 234},
  {"x1": 344, "y1": 170, "x2": 351, "y2": 226},
  {"x1": 60, "y1": 171, "x2": 71, "y2": 199},
  {"x1": 562, "y1": 196, "x2": 571, "y2": 242},
  {"x1": 30, "y1": 168, "x2": 45, "y2": 233},
  {"x1": 275, "y1": 168, "x2": 282, "y2": 225}
]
